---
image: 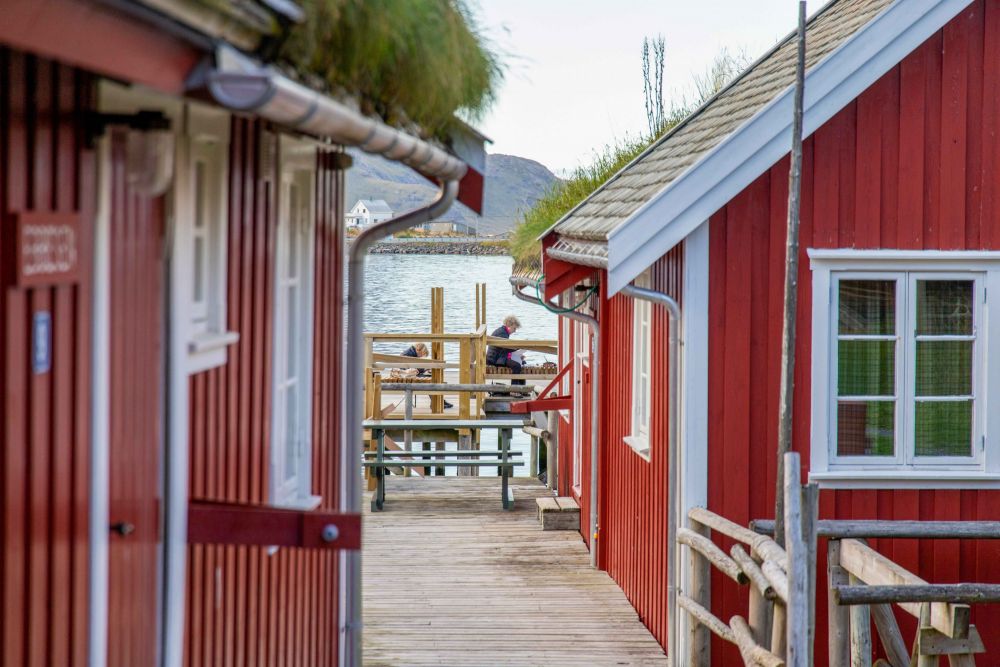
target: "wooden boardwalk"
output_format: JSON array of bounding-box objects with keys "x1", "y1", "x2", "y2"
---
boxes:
[{"x1": 362, "y1": 478, "x2": 669, "y2": 666}]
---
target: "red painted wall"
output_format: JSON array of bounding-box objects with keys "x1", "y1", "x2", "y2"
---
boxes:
[
  {"x1": 598, "y1": 248, "x2": 682, "y2": 653},
  {"x1": 0, "y1": 50, "x2": 93, "y2": 667},
  {"x1": 106, "y1": 128, "x2": 165, "y2": 667},
  {"x1": 707, "y1": 3, "x2": 1000, "y2": 662},
  {"x1": 183, "y1": 120, "x2": 346, "y2": 666}
]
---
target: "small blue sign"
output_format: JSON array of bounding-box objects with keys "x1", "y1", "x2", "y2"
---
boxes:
[{"x1": 32, "y1": 312, "x2": 51, "y2": 375}]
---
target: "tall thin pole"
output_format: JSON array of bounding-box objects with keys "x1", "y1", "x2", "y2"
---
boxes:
[{"x1": 774, "y1": 0, "x2": 807, "y2": 548}]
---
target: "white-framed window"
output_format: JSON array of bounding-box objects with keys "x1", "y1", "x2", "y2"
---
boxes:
[
  {"x1": 809, "y1": 250, "x2": 1000, "y2": 487},
  {"x1": 625, "y1": 270, "x2": 653, "y2": 460},
  {"x1": 270, "y1": 137, "x2": 319, "y2": 509},
  {"x1": 183, "y1": 105, "x2": 238, "y2": 372},
  {"x1": 572, "y1": 318, "x2": 591, "y2": 493}
]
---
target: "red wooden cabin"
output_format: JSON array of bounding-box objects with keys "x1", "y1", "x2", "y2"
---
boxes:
[
  {"x1": 0, "y1": 1, "x2": 484, "y2": 666},
  {"x1": 534, "y1": 0, "x2": 1000, "y2": 663}
]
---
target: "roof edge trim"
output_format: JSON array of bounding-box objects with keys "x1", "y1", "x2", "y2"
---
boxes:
[{"x1": 606, "y1": 0, "x2": 974, "y2": 295}]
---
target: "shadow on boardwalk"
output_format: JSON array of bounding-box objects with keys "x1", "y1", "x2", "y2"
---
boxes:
[{"x1": 363, "y1": 477, "x2": 669, "y2": 666}]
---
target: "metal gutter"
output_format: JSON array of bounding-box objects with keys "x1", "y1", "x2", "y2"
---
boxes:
[
  {"x1": 191, "y1": 47, "x2": 468, "y2": 182},
  {"x1": 343, "y1": 180, "x2": 461, "y2": 667},
  {"x1": 620, "y1": 283, "x2": 681, "y2": 667},
  {"x1": 510, "y1": 275, "x2": 602, "y2": 569}
]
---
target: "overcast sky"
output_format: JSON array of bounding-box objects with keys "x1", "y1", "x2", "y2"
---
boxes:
[{"x1": 474, "y1": 0, "x2": 808, "y2": 175}]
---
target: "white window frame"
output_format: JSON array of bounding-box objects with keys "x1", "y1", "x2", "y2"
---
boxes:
[
  {"x1": 572, "y1": 318, "x2": 590, "y2": 495},
  {"x1": 625, "y1": 269, "x2": 653, "y2": 460},
  {"x1": 182, "y1": 104, "x2": 238, "y2": 373},
  {"x1": 270, "y1": 137, "x2": 320, "y2": 509},
  {"x1": 809, "y1": 250, "x2": 1000, "y2": 488}
]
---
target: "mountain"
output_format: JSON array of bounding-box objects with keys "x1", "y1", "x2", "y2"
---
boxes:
[{"x1": 345, "y1": 150, "x2": 561, "y2": 237}]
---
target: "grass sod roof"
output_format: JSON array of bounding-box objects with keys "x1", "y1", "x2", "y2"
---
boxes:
[
  {"x1": 278, "y1": 0, "x2": 503, "y2": 139},
  {"x1": 549, "y1": 0, "x2": 892, "y2": 244}
]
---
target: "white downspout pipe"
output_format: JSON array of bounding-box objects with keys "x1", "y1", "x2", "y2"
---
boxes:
[
  {"x1": 510, "y1": 276, "x2": 601, "y2": 569},
  {"x1": 620, "y1": 282, "x2": 681, "y2": 667},
  {"x1": 342, "y1": 179, "x2": 460, "y2": 667}
]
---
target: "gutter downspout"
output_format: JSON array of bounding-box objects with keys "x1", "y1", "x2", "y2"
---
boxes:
[
  {"x1": 343, "y1": 179, "x2": 460, "y2": 667},
  {"x1": 510, "y1": 276, "x2": 601, "y2": 569},
  {"x1": 620, "y1": 283, "x2": 681, "y2": 667}
]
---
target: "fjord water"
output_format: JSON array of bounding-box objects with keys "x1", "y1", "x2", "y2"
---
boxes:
[{"x1": 363, "y1": 253, "x2": 559, "y2": 477}]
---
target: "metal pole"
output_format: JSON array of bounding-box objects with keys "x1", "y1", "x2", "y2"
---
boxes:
[
  {"x1": 774, "y1": 0, "x2": 807, "y2": 548},
  {"x1": 342, "y1": 179, "x2": 460, "y2": 667},
  {"x1": 511, "y1": 276, "x2": 601, "y2": 568},
  {"x1": 621, "y1": 283, "x2": 681, "y2": 667}
]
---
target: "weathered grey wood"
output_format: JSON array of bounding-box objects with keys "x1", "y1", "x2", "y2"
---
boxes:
[
  {"x1": 801, "y1": 482, "x2": 819, "y2": 666},
  {"x1": 762, "y1": 560, "x2": 790, "y2": 604},
  {"x1": 688, "y1": 507, "x2": 788, "y2": 570},
  {"x1": 457, "y1": 434, "x2": 473, "y2": 476},
  {"x1": 849, "y1": 574, "x2": 872, "y2": 667},
  {"x1": 677, "y1": 593, "x2": 734, "y2": 643},
  {"x1": 917, "y1": 625, "x2": 985, "y2": 656},
  {"x1": 687, "y1": 520, "x2": 712, "y2": 667},
  {"x1": 730, "y1": 615, "x2": 785, "y2": 667},
  {"x1": 731, "y1": 544, "x2": 776, "y2": 600},
  {"x1": 366, "y1": 418, "x2": 527, "y2": 429},
  {"x1": 676, "y1": 527, "x2": 748, "y2": 586},
  {"x1": 839, "y1": 538, "x2": 970, "y2": 639},
  {"x1": 522, "y1": 425, "x2": 547, "y2": 438},
  {"x1": 404, "y1": 388, "x2": 414, "y2": 454},
  {"x1": 748, "y1": 580, "x2": 774, "y2": 649},
  {"x1": 915, "y1": 604, "x2": 937, "y2": 667},
  {"x1": 771, "y1": 603, "x2": 787, "y2": 659},
  {"x1": 833, "y1": 584, "x2": 1000, "y2": 605},
  {"x1": 783, "y1": 453, "x2": 808, "y2": 667},
  {"x1": 546, "y1": 410, "x2": 559, "y2": 491},
  {"x1": 870, "y1": 603, "x2": 909, "y2": 667},
  {"x1": 365, "y1": 450, "x2": 521, "y2": 458},
  {"x1": 828, "y1": 541, "x2": 851, "y2": 667},
  {"x1": 750, "y1": 519, "x2": 1000, "y2": 540},
  {"x1": 529, "y1": 435, "x2": 539, "y2": 477},
  {"x1": 364, "y1": 460, "x2": 518, "y2": 467}
]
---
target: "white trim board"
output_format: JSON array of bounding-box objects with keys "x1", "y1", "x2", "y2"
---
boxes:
[{"x1": 606, "y1": 0, "x2": 974, "y2": 294}]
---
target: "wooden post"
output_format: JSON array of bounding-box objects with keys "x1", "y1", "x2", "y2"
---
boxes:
[
  {"x1": 774, "y1": 0, "x2": 807, "y2": 548},
  {"x1": 434, "y1": 441, "x2": 445, "y2": 476},
  {"x1": 870, "y1": 603, "x2": 909, "y2": 667},
  {"x1": 457, "y1": 434, "x2": 473, "y2": 477},
  {"x1": 771, "y1": 603, "x2": 787, "y2": 659},
  {"x1": 546, "y1": 410, "x2": 559, "y2": 491},
  {"x1": 430, "y1": 287, "x2": 444, "y2": 414},
  {"x1": 403, "y1": 388, "x2": 413, "y2": 476},
  {"x1": 850, "y1": 574, "x2": 872, "y2": 667},
  {"x1": 687, "y1": 518, "x2": 711, "y2": 666},
  {"x1": 784, "y1": 452, "x2": 809, "y2": 666},
  {"x1": 529, "y1": 435, "x2": 539, "y2": 477},
  {"x1": 745, "y1": 547, "x2": 774, "y2": 647},
  {"x1": 802, "y1": 482, "x2": 819, "y2": 665},
  {"x1": 828, "y1": 540, "x2": 851, "y2": 666},
  {"x1": 915, "y1": 604, "x2": 936, "y2": 667}
]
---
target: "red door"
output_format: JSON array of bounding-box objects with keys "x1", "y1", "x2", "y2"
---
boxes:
[{"x1": 106, "y1": 129, "x2": 165, "y2": 667}]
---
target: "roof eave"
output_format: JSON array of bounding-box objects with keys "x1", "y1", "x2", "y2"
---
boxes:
[{"x1": 605, "y1": 0, "x2": 974, "y2": 295}]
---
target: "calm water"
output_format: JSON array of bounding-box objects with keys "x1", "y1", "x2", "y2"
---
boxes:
[{"x1": 362, "y1": 254, "x2": 559, "y2": 476}]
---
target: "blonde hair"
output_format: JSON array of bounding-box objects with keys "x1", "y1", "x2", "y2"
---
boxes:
[
  {"x1": 503, "y1": 315, "x2": 521, "y2": 330},
  {"x1": 413, "y1": 342, "x2": 428, "y2": 357}
]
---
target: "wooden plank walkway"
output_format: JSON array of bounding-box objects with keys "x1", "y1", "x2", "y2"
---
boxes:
[{"x1": 363, "y1": 478, "x2": 669, "y2": 666}]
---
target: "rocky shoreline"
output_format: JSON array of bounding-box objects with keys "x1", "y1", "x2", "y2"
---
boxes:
[{"x1": 365, "y1": 240, "x2": 509, "y2": 256}]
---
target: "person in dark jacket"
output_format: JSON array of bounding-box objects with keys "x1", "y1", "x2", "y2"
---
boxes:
[
  {"x1": 487, "y1": 315, "x2": 525, "y2": 386},
  {"x1": 401, "y1": 342, "x2": 452, "y2": 408}
]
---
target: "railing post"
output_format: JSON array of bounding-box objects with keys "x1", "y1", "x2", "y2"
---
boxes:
[
  {"x1": 748, "y1": 551, "x2": 773, "y2": 647},
  {"x1": 547, "y1": 410, "x2": 558, "y2": 491},
  {"x1": 849, "y1": 572, "x2": 872, "y2": 667},
  {"x1": 784, "y1": 452, "x2": 809, "y2": 666},
  {"x1": 828, "y1": 540, "x2": 850, "y2": 666},
  {"x1": 687, "y1": 516, "x2": 711, "y2": 667}
]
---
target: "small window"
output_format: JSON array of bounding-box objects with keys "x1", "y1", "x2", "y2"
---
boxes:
[
  {"x1": 270, "y1": 140, "x2": 319, "y2": 509},
  {"x1": 184, "y1": 114, "x2": 238, "y2": 373},
  {"x1": 625, "y1": 270, "x2": 653, "y2": 460},
  {"x1": 809, "y1": 251, "x2": 999, "y2": 485}
]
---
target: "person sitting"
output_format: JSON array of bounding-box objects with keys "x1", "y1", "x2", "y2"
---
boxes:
[
  {"x1": 487, "y1": 315, "x2": 525, "y2": 387},
  {"x1": 401, "y1": 342, "x2": 452, "y2": 409}
]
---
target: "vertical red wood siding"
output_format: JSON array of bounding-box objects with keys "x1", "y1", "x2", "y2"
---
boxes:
[
  {"x1": 598, "y1": 248, "x2": 682, "y2": 654},
  {"x1": 0, "y1": 50, "x2": 93, "y2": 667},
  {"x1": 106, "y1": 128, "x2": 165, "y2": 667},
  {"x1": 183, "y1": 119, "x2": 345, "y2": 666},
  {"x1": 705, "y1": 4, "x2": 1000, "y2": 663}
]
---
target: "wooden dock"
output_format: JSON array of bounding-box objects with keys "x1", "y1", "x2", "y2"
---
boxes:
[{"x1": 362, "y1": 478, "x2": 669, "y2": 666}]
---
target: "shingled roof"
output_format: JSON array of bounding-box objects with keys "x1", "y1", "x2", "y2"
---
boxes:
[{"x1": 548, "y1": 0, "x2": 894, "y2": 255}]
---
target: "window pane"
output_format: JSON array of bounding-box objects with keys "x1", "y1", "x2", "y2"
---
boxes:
[
  {"x1": 285, "y1": 386, "x2": 298, "y2": 482},
  {"x1": 914, "y1": 400, "x2": 972, "y2": 457},
  {"x1": 916, "y1": 280, "x2": 973, "y2": 335},
  {"x1": 839, "y1": 280, "x2": 895, "y2": 335},
  {"x1": 838, "y1": 340, "x2": 894, "y2": 396},
  {"x1": 193, "y1": 237, "x2": 205, "y2": 303},
  {"x1": 915, "y1": 341, "x2": 972, "y2": 396},
  {"x1": 194, "y1": 161, "x2": 206, "y2": 229},
  {"x1": 837, "y1": 401, "x2": 894, "y2": 456}
]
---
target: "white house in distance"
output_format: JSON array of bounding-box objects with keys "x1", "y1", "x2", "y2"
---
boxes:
[{"x1": 346, "y1": 199, "x2": 393, "y2": 228}]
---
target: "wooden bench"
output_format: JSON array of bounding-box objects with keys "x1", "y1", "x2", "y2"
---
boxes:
[{"x1": 363, "y1": 419, "x2": 526, "y2": 511}]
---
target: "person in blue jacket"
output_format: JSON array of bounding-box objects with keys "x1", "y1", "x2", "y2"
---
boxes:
[{"x1": 486, "y1": 315, "x2": 524, "y2": 386}]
